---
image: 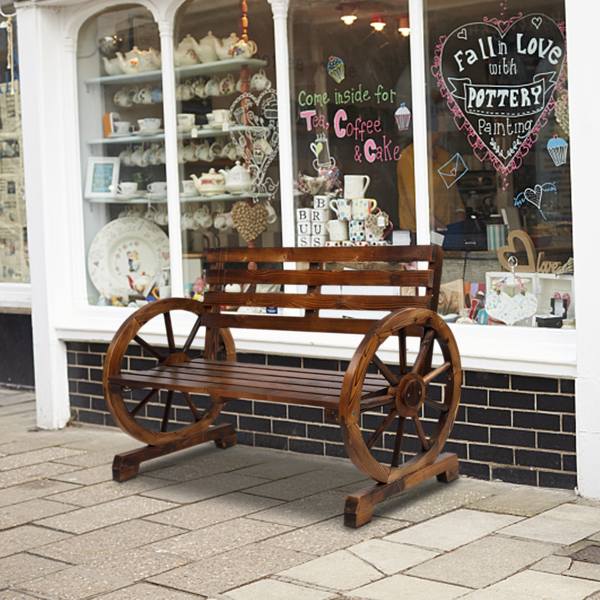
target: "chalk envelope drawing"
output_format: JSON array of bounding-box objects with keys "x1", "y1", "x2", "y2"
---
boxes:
[{"x1": 438, "y1": 152, "x2": 469, "y2": 188}]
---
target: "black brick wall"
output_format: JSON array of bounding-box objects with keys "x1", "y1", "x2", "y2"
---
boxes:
[{"x1": 68, "y1": 342, "x2": 577, "y2": 490}]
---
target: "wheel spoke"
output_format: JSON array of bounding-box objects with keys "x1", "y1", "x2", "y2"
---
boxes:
[
  {"x1": 422, "y1": 361, "x2": 452, "y2": 386},
  {"x1": 423, "y1": 396, "x2": 449, "y2": 414},
  {"x1": 160, "y1": 390, "x2": 174, "y2": 432},
  {"x1": 411, "y1": 330, "x2": 436, "y2": 375},
  {"x1": 372, "y1": 354, "x2": 398, "y2": 386},
  {"x1": 398, "y1": 328, "x2": 407, "y2": 376},
  {"x1": 391, "y1": 416, "x2": 406, "y2": 468},
  {"x1": 182, "y1": 391, "x2": 203, "y2": 422},
  {"x1": 412, "y1": 415, "x2": 430, "y2": 452},
  {"x1": 182, "y1": 315, "x2": 203, "y2": 355},
  {"x1": 130, "y1": 388, "x2": 158, "y2": 417},
  {"x1": 164, "y1": 313, "x2": 176, "y2": 354},
  {"x1": 134, "y1": 335, "x2": 164, "y2": 361},
  {"x1": 366, "y1": 408, "x2": 397, "y2": 450}
]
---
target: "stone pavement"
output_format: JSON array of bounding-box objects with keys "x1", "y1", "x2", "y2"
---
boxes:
[{"x1": 2, "y1": 388, "x2": 600, "y2": 600}]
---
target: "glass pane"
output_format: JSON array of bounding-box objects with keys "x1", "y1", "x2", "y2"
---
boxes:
[
  {"x1": 78, "y1": 5, "x2": 167, "y2": 307},
  {"x1": 290, "y1": 0, "x2": 412, "y2": 248},
  {"x1": 424, "y1": 1, "x2": 574, "y2": 328},
  {"x1": 173, "y1": 0, "x2": 279, "y2": 297}
]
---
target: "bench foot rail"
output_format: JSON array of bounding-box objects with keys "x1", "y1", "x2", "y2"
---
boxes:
[
  {"x1": 112, "y1": 423, "x2": 237, "y2": 482},
  {"x1": 344, "y1": 452, "x2": 459, "y2": 528}
]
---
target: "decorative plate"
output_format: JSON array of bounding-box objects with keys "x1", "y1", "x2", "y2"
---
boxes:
[{"x1": 88, "y1": 217, "x2": 170, "y2": 295}]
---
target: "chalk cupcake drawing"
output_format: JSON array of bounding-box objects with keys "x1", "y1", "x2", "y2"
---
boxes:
[
  {"x1": 394, "y1": 103, "x2": 411, "y2": 131},
  {"x1": 546, "y1": 134, "x2": 568, "y2": 166},
  {"x1": 327, "y1": 56, "x2": 345, "y2": 83}
]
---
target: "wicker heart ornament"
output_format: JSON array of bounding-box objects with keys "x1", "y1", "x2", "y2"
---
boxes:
[{"x1": 231, "y1": 201, "x2": 269, "y2": 242}]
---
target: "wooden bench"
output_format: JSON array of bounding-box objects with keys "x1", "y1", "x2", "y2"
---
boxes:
[{"x1": 103, "y1": 246, "x2": 461, "y2": 527}]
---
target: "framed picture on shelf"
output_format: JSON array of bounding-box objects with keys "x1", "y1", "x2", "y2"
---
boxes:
[{"x1": 84, "y1": 157, "x2": 119, "y2": 199}]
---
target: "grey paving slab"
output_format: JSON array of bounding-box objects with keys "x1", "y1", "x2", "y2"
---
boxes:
[
  {"x1": 469, "y1": 486, "x2": 575, "y2": 517},
  {"x1": 0, "y1": 591, "x2": 39, "y2": 600},
  {"x1": 0, "y1": 479, "x2": 80, "y2": 508},
  {"x1": 0, "y1": 525, "x2": 72, "y2": 559},
  {"x1": 499, "y1": 502, "x2": 600, "y2": 545},
  {"x1": 35, "y1": 519, "x2": 188, "y2": 564},
  {"x1": 350, "y1": 573, "x2": 471, "y2": 599},
  {"x1": 406, "y1": 535, "x2": 557, "y2": 589},
  {"x1": 0, "y1": 553, "x2": 69, "y2": 588},
  {"x1": 268, "y1": 516, "x2": 404, "y2": 557},
  {"x1": 0, "y1": 462, "x2": 80, "y2": 488},
  {"x1": 94, "y1": 583, "x2": 202, "y2": 599},
  {"x1": 0, "y1": 402, "x2": 36, "y2": 416},
  {"x1": 144, "y1": 491, "x2": 283, "y2": 530},
  {"x1": 34, "y1": 496, "x2": 178, "y2": 534},
  {"x1": 50, "y1": 464, "x2": 115, "y2": 486},
  {"x1": 461, "y1": 569, "x2": 600, "y2": 599},
  {"x1": 0, "y1": 393, "x2": 36, "y2": 406},
  {"x1": 53, "y1": 451, "x2": 121, "y2": 468},
  {"x1": 140, "y1": 472, "x2": 265, "y2": 503},
  {"x1": 383, "y1": 509, "x2": 522, "y2": 552},
  {"x1": 148, "y1": 516, "x2": 294, "y2": 560},
  {"x1": 530, "y1": 555, "x2": 572, "y2": 574},
  {"x1": 149, "y1": 540, "x2": 311, "y2": 595},
  {"x1": 347, "y1": 539, "x2": 439, "y2": 575},
  {"x1": 0, "y1": 447, "x2": 84, "y2": 471},
  {"x1": 565, "y1": 559, "x2": 600, "y2": 581},
  {"x1": 0, "y1": 498, "x2": 74, "y2": 530},
  {"x1": 278, "y1": 549, "x2": 383, "y2": 591},
  {"x1": 19, "y1": 567, "x2": 131, "y2": 600},
  {"x1": 227, "y1": 578, "x2": 335, "y2": 600}
]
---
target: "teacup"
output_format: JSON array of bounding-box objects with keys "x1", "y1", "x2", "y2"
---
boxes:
[
  {"x1": 117, "y1": 181, "x2": 138, "y2": 196},
  {"x1": 219, "y1": 74, "x2": 236, "y2": 96},
  {"x1": 352, "y1": 198, "x2": 377, "y2": 220},
  {"x1": 119, "y1": 148, "x2": 133, "y2": 166},
  {"x1": 152, "y1": 87, "x2": 163, "y2": 103},
  {"x1": 181, "y1": 179, "x2": 196, "y2": 195},
  {"x1": 183, "y1": 143, "x2": 198, "y2": 162},
  {"x1": 253, "y1": 137, "x2": 273, "y2": 157},
  {"x1": 118, "y1": 207, "x2": 142, "y2": 219},
  {"x1": 192, "y1": 78, "x2": 207, "y2": 98},
  {"x1": 144, "y1": 206, "x2": 157, "y2": 221},
  {"x1": 326, "y1": 219, "x2": 348, "y2": 241},
  {"x1": 114, "y1": 88, "x2": 133, "y2": 107},
  {"x1": 135, "y1": 85, "x2": 153, "y2": 104},
  {"x1": 329, "y1": 198, "x2": 352, "y2": 221},
  {"x1": 138, "y1": 118, "x2": 161, "y2": 132},
  {"x1": 114, "y1": 121, "x2": 131, "y2": 134},
  {"x1": 214, "y1": 212, "x2": 234, "y2": 231},
  {"x1": 194, "y1": 206, "x2": 213, "y2": 228},
  {"x1": 221, "y1": 142, "x2": 237, "y2": 161},
  {"x1": 131, "y1": 147, "x2": 147, "y2": 167},
  {"x1": 236, "y1": 76, "x2": 244, "y2": 93},
  {"x1": 147, "y1": 181, "x2": 167, "y2": 196},
  {"x1": 195, "y1": 141, "x2": 212, "y2": 162},
  {"x1": 150, "y1": 144, "x2": 163, "y2": 166},
  {"x1": 209, "y1": 141, "x2": 223, "y2": 159},
  {"x1": 142, "y1": 147, "x2": 155, "y2": 166},
  {"x1": 154, "y1": 209, "x2": 169, "y2": 226},
  {"x1": 181, "y1": 212, "x2": 199, "y2": 230},
  {"x1": 265, "y1": 200, "x2": 277, "y2": 224},
  {"x1": 177, "y1": 113, "x2": 195, "y2": 129},
  {"x1": 204, "y1": 77, "x2": 221, "y2": 97},
  {"x1": 250, "y1": 69, "x2": 271, "y2": 93},
  {"x1": 177, "y1": 80, "x2": 194, "y2": 101}
]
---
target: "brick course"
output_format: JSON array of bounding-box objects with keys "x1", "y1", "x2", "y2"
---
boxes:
[{"x1": 67, "y1": 342, "x2": 577, "y2": 490}]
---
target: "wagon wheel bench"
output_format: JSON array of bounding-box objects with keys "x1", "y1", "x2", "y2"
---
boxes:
[{"x1": 103, "y1": 245, "x2": 461, "y2": 527}]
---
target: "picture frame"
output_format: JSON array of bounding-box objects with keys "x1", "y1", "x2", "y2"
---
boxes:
[{"x1": 84, "y1": 157, "x2": 119, "y2": 199}]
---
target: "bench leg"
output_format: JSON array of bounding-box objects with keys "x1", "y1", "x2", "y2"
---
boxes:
[
  {"x1": 112, "y1": 423, "x2": 237, "y2": 483},
  {"x1": 344, "y1": 452, "x2": 459, "y2": 528}
]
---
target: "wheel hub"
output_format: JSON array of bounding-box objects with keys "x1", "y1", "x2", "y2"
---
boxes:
[{"x1": 395, "y1": 373, "x2": 426, "y2": 417}]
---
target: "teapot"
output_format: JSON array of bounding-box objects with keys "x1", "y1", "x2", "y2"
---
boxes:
[
  {"x1": 102, "y1": 56, "x2": 123, "y2": 75},
  {"x1": 174, "y1": 34, "x2": 200, "y2": 67},
  {"x1": 190, "y1": 31, "x2": 219, "y2": 64},
  {"x1": 190, "y1": 168, "x2": 226, "y2": 196},
  {"x1": 138, "y1": 47, "x2": 161, "y2": 71},
  {"x1": 116, "y1": 49, "x2": 141, "y2": 74},
  {"x1": 217, "y1": 32, "x2": 240, "y2": 60},
  {"x1": 128, "y1": 273, "x2": 155, "y2": 297},
  {"x1": 221, "y1": 161, "x2": 252, "y2": 195},
  {"x1": 230, "y1": 38, "x2": 258, "y2": 59}
]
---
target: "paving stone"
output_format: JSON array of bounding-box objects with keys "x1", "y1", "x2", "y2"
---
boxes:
[
  {"x1": 469, "y1": 487, "x2": 575, "y2": 517},
  {"x1": 565, "y1": 560, "x2": 600, "y2": 581},
  {"x1": 53, "y1": 451, "x2": 122, "y2": 468},
  {"x1": 148, "y1": 517, "x2": 293, "y2": 560},
  {"x1": 19, "y1": 567, "x2": 131, "y2": 600},
  {"x1": 0, "y1": 525, "x2": 71, "y2": 559},
  {"x1": 0, "y1": 553, "x2": 69, "y2": 588},
  {"x1": 35, "y1": 519, "x2": 187, "y2": 564},
  {"x1": 237, "y1": 456, "x2": 332, "y2": 481},
  {"x1": 0, "y1": 462, "x2": 80, "y2": 488},
  {"x1": 34, "y1": 496, "x2": 178, "y2": 534},
  {"x1": 0, "y1": 591, "x2": 40, "y2": 600},
  {"x1": 0, "y1": 498, "x2": 74, "y2": 530},
  {"x1": 50, "y1": 465, "x2": 115, "y2": 486},
  {"x1": 268, "y1": 516, "x2": 404, "y2": 556},
  {"x1": 460, "y1": 569, "x2": 600, "y2": 599},
  {"x1": 405, "y1": 535, "x2": 557, "y2": 589},
  {"x1": 94, "y1": 583, "x2": 201, "y2": 599},
  {"x1": 372, "y1": 478, "x2": 508, "y2": 523},
  {"x1": 278, "y1": 549, "x2": 383, "y2": 591},
  {"x1": 145, "y1": 491, "x2": 283, "y2": 530},
  {"x1": 0, "y1": 447, "x2": 84, "y2": 472},
  {"x1": 246, "y1": 470, "x2": 365, "y2": 502},
  {"x1": 48, "y1": 476, "x2": 172, "y2": 507},
  {"x1": 0, "y1": 433, "x2": 90, "y2": 456},
  {"x1": 347, "y1": 539, "x2": 438, "y2": 575},
  {"x1": 530, "y1": 555, "x2": 572, "y2": 574},
  {"x1": 384, "y1": 509, "x2": 522, "y2": 552},
  {"x1": 350, "y1": 573, "x2": 470, "y2": 599},
  {"x1": 141, "y1": 472, "x2": 265, "y2": 503},
  {"x1": 499, "y1": 503, "x2": 600, "y2": 545},
  {"x1": 227, "y1": 578, "x2": 335, "y2": 600},
  {"x1": 0, "y1": 479, "x2": 80, "y2": 508},
  {"x1": 149, "y1": 540, "x2": 311, "y2": 595}
]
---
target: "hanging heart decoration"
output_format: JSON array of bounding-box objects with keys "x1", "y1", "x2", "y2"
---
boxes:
[
  {"x1": 432, "y1": 14, "x2": 566, "y2": 184},
  {"x1": 231, "y1": 201, "x2": 269, "y2": 242},
  {"x1": 486, "y1": 290, "x2": 538, "y2": 326}
]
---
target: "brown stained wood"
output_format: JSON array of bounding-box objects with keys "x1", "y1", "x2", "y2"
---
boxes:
[
  {"x1": 182, "y1": 315, "x2": 203, "y2": 355},
  {"x1": 130, "y1": 389, "x2": 158, "y2": 417},
  {"x1": 182, "y1": 391, "x2": 202, "y2": 422},
  {"x1": 204, "y1": 268, "x2": 434, "y2": 288},
  {"x1": 344, "y1": 452, "x2": 459, "y2": 527},
  {"x1": 133, "y1": 335, "x2": 164, "y2": 361},
  {"x1": 366, "y1": 409, "x2": 397, "y2": 450},
  {"x1": 391, "y1": 416, "x2": 406, "y2": 468},
  {"x1": 422, "y1": 361, "x2": 451, "y2": 385},
  {"x1": 164, "y1": 313, "x2": 176, "y2": 354},
  {"x1": 203, "y1": 292, "x2": 429, "y2": 311},
  {"x1": 371, "y1": 354, "x2": 398, "y2": 386}
]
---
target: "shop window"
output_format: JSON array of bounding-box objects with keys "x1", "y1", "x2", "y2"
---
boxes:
[
  {"x1": 173, "y1": 0, "x2": 279, "y2": 295},
  {"x1": 423, "y1": 0, "x2": 574, "y2": 328},
  {"x1": 290, "y1": 0, "x2": 412, "y2": 249}
]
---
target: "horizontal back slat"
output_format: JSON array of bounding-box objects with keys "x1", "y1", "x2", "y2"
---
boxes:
[
  {"x1": 204, "y1": 268, "x2": 433, "y2": 288},
  {"x1": 206, "y1": 245, "x2": 438, "y2": 264},
  {"x1": 202, "y1": 292, "x2": 429, "y2": 311}
]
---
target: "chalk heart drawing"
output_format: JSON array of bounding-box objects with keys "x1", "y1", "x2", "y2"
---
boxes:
[
  {"x1": 524, "y1": 184, "x2": 542, "y2": 209},
  {"x1": 433, "y1": 14, "x2": 566, "y2": 177}
]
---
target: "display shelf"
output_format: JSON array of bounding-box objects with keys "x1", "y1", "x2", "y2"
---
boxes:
[
  {"x1": 88, "y1": 125, "x2": 253, "y2": 145},
  {"x1": 85, "y1": 58, "x2": 267, "y2": 86},
  {"x1": 86, "y1": 191, "x2": 271, "y2": 204}
]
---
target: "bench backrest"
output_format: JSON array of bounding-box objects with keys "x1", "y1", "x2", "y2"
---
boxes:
[{"x1": 202, "y1": 245, "x2": 443, "y2": 336}]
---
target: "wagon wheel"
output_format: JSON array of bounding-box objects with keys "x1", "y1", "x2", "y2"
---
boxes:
[
  {"x1": 340, "y1": 307, "x2": 461, "y2": 484},
  {"x1": 103, "y1": 298, "x2": 236, "y2": 446}
]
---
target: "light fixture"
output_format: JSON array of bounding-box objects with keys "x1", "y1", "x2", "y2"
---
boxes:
[
  {"x1": 397, "y1": 14, "x2": 410, "y2": 36},
  {"x1": 341, "y1": 12, "x2": 357, "y2": 25},
  {"x1": 370, "y1": 13, "x2": 386, "y2": 31},
  {"x1": 336, "y1": 3, "x2": 359, "y2": 25}
]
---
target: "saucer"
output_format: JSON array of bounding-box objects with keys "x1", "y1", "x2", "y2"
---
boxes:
[
  {"x1": 180, "y1": 192, "x2": 197, "y2": 197},
  {"x1": 147, "y1": 192, "x2": 167, "y2": 200},
  {"x1": 135, "y1": 129, "x2": 164, "y2": 136},
  {"x1": 203, "y1": 123, "x2": 223, "y2": 130},
  {"x1": 109, "y1": 132, "x2": 133, "y2": 138},
  {"x1": 115, "y1": 193, "x2": 139, "y2": 201},
  {"x1": 177, "y1": 125, "x2": 194, "y2": 132}
]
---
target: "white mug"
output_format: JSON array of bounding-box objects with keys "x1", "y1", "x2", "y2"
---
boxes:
[
  {"x1": 296, "y1": 207, "x2": 311, "y2": 223},
  {"x1": 313, "y1": 195, "x2": 329, "y2": 210},
  {"x1": 352, "y1": 198, "x2": 377, "y2": 220},
  {"x1": 117, "y1": 182, "x2": 138, "y2": 195},
  {"x1": 329, "y1": 198, "x2": 352, "y2": 221},
  {"x1": 325, "y1": 240, "x2": 342, "y2": 247},
  {"x1": 349, "y1": 220, "x2": 366, "y2": 242},
  {"x1": 114, "y1": 121, "x2": 131, "y2": 134},
  {"x1": 344, "y1": 175, "x2": 371, "y2": 199},
  {"x1": 326, "y1": 219, "x2": 348, "y2": 241}
]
